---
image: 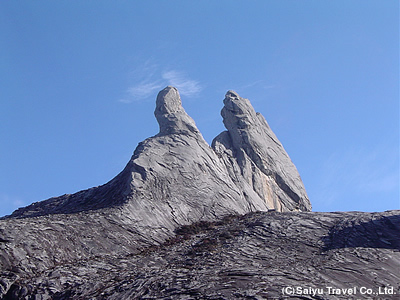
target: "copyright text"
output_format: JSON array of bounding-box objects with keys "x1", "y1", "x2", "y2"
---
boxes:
[{"x1": 282, "y1": 286, "x2": 396, "y2": 297}]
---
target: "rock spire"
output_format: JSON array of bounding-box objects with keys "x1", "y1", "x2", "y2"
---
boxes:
[
  {"x1": 155, "y1": 86, "x2": 199, "y2": 136},
  {"x1": 5, "y1": 86, "x2": 311, "y2": 222},
  {"x1": 213, "y1": 90, "x2": 311, "y2": 211},
  {"x1": 2, "y1": 87, "x2": 399, "y2": 300},
  {"x1": 0, "y1": 86, "x2": 312, "y2": 296}
]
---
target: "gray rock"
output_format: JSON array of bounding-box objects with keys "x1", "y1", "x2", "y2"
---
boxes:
[
  {"x1": 155, "y1": 86, "x2": 200, "y2": 136},
  {"x1": 4, "y1": 87, "x2": 307, "y2": 221},
  {"x1": 212, "y1": 90, "x2": 311, "y2": 212},
  {"x1": 4, "y1": 210, "x2": 400, "y2": 299},
  {"x1": 5, "y1": 87, "x2": 267, "y2": 223},
  {"x1": 0, "y1": 86, "x2": 317, "y2": 298},
  {"x1": 0, "y1": 272, "x2": 18, "y2": 298}
]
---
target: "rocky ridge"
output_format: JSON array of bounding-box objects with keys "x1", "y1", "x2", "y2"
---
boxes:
[
  {"x1": 213, "y1": 90, "x2": 310, "y2": 212},
  {"x1": 0, "y1": 86, "x2": 311, "y2": 297},
  {"x1": 2, "y1": 210, "x2": 399, "y2": 299},
  {"x1": 6, "y1": 86, "x2": 311, "y2": 222},
  {"x1": 0, "y1": 87, "x2": 397, "y2": 299}
]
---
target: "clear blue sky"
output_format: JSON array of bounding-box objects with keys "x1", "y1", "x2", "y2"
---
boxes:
[{"x1": 1, "y1": 1, "x2": 399, "y2": 217}]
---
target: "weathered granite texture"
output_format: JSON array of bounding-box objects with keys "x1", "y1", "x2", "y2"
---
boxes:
[
  {"x1": 6, "y1": 87, "x2": 310, "y2": 223},
  {"x1": 1, "y1": 86, "x2": 372, "y2": 299},
  {"x1": 213, "y1": 90, "x2": 311, "y2": 212},
  {"x1": 2, "y1": 210, "x2": 399, "y2": 299}
]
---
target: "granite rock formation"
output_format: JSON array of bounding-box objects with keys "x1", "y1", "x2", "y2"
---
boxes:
[
  {"x1": 6, "y1": 86, "x2": 310, "y2": 222},
  {"x1": 0, "y1": 86, "x2": 312, "y2": 297},
  {"x1": 1, "y1": 87, "x2": 397, "y2": 299},
  {"x1": 2, "y1": 210, "x2": 399, "y2": 299},
  {"x1": 213, "y1": 90, "x2": 311, "y2": 212}
]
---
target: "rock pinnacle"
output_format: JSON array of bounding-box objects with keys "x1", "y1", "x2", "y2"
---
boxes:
[
  {"x1": 213, "y1": 90, "x2": 312, "y2": 211},
  {"x1": 155, "y1": 86, "x2": 199, "y2": 136}
]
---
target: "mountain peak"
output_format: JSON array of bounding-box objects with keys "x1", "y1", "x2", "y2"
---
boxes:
[
  {"x1": 1, "y1": 87, "x2": 397, "y2": 299},
  {"x1": 225, "y1": 90, "x2": 240, "y2": 99},
  {"x1": 5, "y1": 87, "x2": 310, "y2": 221},
  {"x1": 215, "y1": 90, "x2": 311, "y2": 212},
  {"x1": 154, "y1": 86, "x2": 199, "y2": 136}
]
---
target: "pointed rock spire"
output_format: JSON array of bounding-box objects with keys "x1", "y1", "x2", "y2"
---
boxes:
[
  {"x1": 0, "y1": 87, "x2": 312, "y2": 287},
  {"x1": 155, "y1": 86, "x2": 199, "y2": 136},
  {"x1": 6, "y1": 87, "x2": 311, "y2": 221},
  {"x1": 213, "y1": 90, "x2": 311, "y2": 212}
]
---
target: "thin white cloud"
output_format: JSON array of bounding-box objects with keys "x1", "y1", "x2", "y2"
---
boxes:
[
  {"x1": 162, "y1": 70, "x2": 202, "y2": 97},
  {"x1": 118, "y1": 98, "x2": 133, "y2": 104},
  {"x1": 120, "y1": 81, "x2": 163, "y2": 103},
  {"x1": 128, "y1": 81, "x2": 164, "y2": 98},
  {"x1": 119, "y1": 67, "x2": 201, "y2": 103},
  {"x1": 240, "y1": 80, "x2": 265, "y2": 90}
]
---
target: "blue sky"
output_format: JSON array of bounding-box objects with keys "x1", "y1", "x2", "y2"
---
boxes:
[{"x1": 1, "y1": 1, "x2": 398, "y2": 216}]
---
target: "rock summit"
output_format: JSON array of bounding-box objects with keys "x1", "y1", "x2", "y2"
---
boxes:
[
  {"x1": 6, "y1": 86, "x2": 311, "y2": 224},
  {"x1": 0, "y1": 87, "x2": 398, "y2": 299},
  {"x1": 0, "y1": 86, "x2": 313, "y2": 297}
]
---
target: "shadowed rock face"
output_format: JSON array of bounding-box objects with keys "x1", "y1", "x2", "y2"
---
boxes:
[
  {"x1": 2, "y1": 210, "x2": 399, "y2": 299},
  {"x1": 6, "y1": 87, "x2": 395, "y2": 299}
]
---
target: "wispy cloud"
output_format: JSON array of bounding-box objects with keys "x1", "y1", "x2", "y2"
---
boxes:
[
  {"x1": 126, "y1": 81, "x2": 163, "y2": 100},
  {"x1": 162, "y1": 70, "x2": 202, "y2": 97},
  {"x1": 119, "y1": 64, "x2": 201, "y2": 103},
  {"x1": 119, "y1": 81, "x2": 162, "y2": 103}
]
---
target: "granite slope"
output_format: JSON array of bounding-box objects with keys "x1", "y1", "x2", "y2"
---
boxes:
[
  {"x1": 3, "y1": 210, "x2": 399, "y2": 299},
  {"x1": 0, "y1": 87, "x2": 312, "y2": 297},
  {"x1": 5, "y1": 87, "x2": 310, "y2": 221},
  {"x1": 0, "y1": 87, "x2": 398, "y2": 299}
]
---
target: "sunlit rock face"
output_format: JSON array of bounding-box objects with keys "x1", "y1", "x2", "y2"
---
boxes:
[
  {"x1": 0, "y1": 86, "x2": 316, "y2": 298},
  {"x1": 5, "y1": 86, "x2": 309, "y2": 222},
  {"x1": 212, "y1": 90, "x2": 311, "y2": 212}
]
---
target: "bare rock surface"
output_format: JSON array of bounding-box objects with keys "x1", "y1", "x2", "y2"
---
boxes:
[
  {"x1": 1, "y1": 87, "x2": 396, "y2": 299},
  {"x1": 2, "y1": 210, "x2": 399, "y2": 299},
  {"x1": 212, "y1": 91, "x2": 311, "y2": 212},
  {"x1": 5, "y1": 87, "x2": 310, "y2": 223}
]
